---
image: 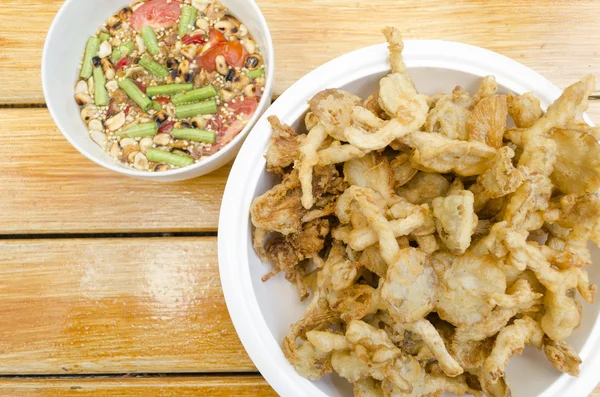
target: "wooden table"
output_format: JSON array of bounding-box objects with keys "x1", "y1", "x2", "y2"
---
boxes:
[{"x1": 0, "y1": 0, "x2": 598, "y2": 395}]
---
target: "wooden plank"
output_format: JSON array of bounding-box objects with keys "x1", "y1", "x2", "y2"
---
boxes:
[
  {"x1": 2, "y1": 103, "x2": 600, "y2": 235},
  {"x1": 0, "y1": 378, "x2": 594, "y2": 397},
  {"x1": 0, "y1": 237, "x2": 256, "y2": 374},
  {"x1": 0, "y1": 108, "x2": 225, "y2": 234},
  {"x1": 0, "y1": 377, "x2": 277, "y2": 396},
  {"x1": 263, "y1": 0, "x2": 600, "y2": 104},
  {"x1": 0, "y1": 0, "x2": 62, "y2": 104},
  {"x1": 1, "y1": 0, "x2": 600, "y2": 104}
]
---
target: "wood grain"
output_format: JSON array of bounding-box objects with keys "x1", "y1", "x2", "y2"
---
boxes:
[
  {"x1": 0, "y1": 377, "x2": 277, "y2": 396},
  {"x1": 0, "y1": 237, "x2": 256, "y2": 374},
  {"x1": 0, "y1": 108, "x2": 225, "y2": 234},
  {"x1": 0, "y1": 0, "x2": 599, "y2": 105},
  {"x1": 0, "y1": 0, "x2": 61, "y2": 104}
]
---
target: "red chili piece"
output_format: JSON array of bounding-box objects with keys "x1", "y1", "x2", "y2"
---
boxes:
[
  {"x1": 115, "y1": 56, "x2": 130, "y2": 69},
  {"x1": 155, "y1": 97, "x2": 171, "y2": 104},
  {"x1": 182, "y1": 33, "x2": 207, "y2": 45},
  {"x1": 124, "y1": 105, "x2": 131, "y2": 117},
  {"x1": 134, "y1": 80, "x2": 147, "y2": 93},
  {"x1": 158, "y1": 120, "x2": 175, "y2": 134}
]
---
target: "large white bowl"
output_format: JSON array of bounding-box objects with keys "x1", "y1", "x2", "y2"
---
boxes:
[
  {"x1": 219, "y1": 41, "x2": 600, "y2": 397},
  {"x1": 42, "y1": 0, "x2": 274, "y2": 181}
]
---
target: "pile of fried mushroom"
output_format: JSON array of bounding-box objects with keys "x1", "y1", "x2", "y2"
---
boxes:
[{"x1": 250, "y1": 26, "x2": 599, "y2": 397}]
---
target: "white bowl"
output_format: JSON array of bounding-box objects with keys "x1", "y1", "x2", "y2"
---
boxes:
[
  {"x1": 219, "y1": 41, "x2": 600, "y2": 397},
  {"x1": 42, "y1": 0, "x2": 274, "y2": 181}
]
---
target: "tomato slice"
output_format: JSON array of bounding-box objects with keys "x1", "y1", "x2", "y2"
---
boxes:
[
  {"x1": 197, "y1": 41, "x2": 246, "y2": 72},
  {"x1": 221, "y1": 41, "x2": 247, "y2": 69},
  {"x1": 205, "y1": 97, "x2": 258, "y2": 155},
  {"x1": 130, "y1": 0, "x2": 182, "y2": 32},
  {"x1": 196, "y1": 29, "x2": 228, "y2": 71},
  {"x1": 223, "y1": 96, "x2": 259, "y2": 141},
  {"x1": 205, "y1": 29, "x2": 226, "y2": 49},
  {"x1": 228, "y1": 96, "x2": 259, "y2": 116}
]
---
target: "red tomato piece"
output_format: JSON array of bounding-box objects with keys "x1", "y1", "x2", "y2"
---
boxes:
[
  {"x1": 228, "y1": 96, "x2": 259, "y2": 116},
  {"x1": 201, "y1": 144, "x2": 221, "y2": 156},
  {"x1": 130, "y1": 0, "x2": 182, "y2": 32},
  {"x1": 182, "y1": 33, "x2": 207, "y2": 45},
  {"x1": 195, "y1": 29, "x2": 228, "y2": 71},
  {"x1": 220, "y1": 41, "x2": 247, "y2": 69},
  {"x1": 206, "y1": 29, "x2": 226, "y2": 48},
  {"x1": 207, "y1": 115, "x2": 223, "y2": 135},
  {"x1": 220, "y1": 96, "x2": 258, "y2": 143},
  {"x1": 158, "y1": 121, "x2": 175, "y2": 134},
  {"x1": 196, "y1": 47, "x2": 218, "y2": 72},
  {"x1": 197, "y1": 41, "x2": 246, "y2": 72},
  {"x1": 204, "y1": 97, "x2": 258, "y2": 156},
  {"x1": 155, "y1": 97, "x2": 171, "y2": 104},
  {"x1": 134, "y1": 81, "x2": 147, "y2": 93}
]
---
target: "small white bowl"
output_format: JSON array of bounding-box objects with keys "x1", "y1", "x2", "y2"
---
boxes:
[
  {"x1": 218, "y1": 41, "x2": 600, "y2": 397},
  {"x1": 42, "y1": 0, "x2": 274, "y2": 181}
]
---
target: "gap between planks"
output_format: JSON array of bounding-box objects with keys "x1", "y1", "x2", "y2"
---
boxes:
[
  {"x1": 0, "y1": 94, "x2": 595, "y2": 110},
  {"x1": 0, "y1": 231, "x2": 218, "y2": 240},
  {"x1": 0, "y1": 372, "x2": 260, "y2": 379},
  {"x1": 0, "y1": 94, "x2": 281, "y2": 109}
]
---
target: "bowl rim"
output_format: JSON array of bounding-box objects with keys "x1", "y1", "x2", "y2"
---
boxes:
[
  {"x1": 218, "y1": 39, "x2": 600, "y2": 397},
  {"x1": 41, "y1": 0, "x2": 275, "y2": 178}
]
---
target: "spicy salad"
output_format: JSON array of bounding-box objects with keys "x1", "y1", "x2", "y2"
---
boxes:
[{"x1": 75, "y1": 0, "x2": 265, "y2": 171}]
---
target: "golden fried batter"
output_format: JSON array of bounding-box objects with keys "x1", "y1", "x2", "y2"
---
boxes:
[
  {"x1": 250, "y1": 26, "x2": 599, "y2": 397},
  {"x1": 424, "y1": 86, "x2": 472, "y2": 141},
  {"x1": 251, "y1": 170, "x2": 305, "y2": 235},
  {"x1": 467, "y1": 94, "x2": 508, "y2": 149},
  {"x1": 265, "y1": 116, "x2": 305, "y2": 174}
]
